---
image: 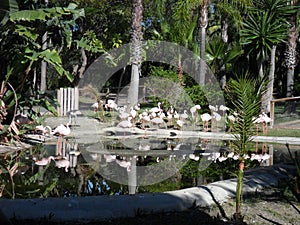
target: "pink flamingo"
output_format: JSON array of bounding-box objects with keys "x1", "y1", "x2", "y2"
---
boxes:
[
  {"x1": 51, "y1": 122, "x2": 71, "y2": 155},
  {"x1": 33, "y1": 156, "x2": 55, "y2": 166},
  {"x1": 54, "y1": 156, "x2": 70, "y2": 172}
]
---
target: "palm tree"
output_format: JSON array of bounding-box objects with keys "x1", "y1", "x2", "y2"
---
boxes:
[
  {"x1": 241, "y1": 0, "x2": 297, "y2": 112},
  {"x1": 128, "y1": 0, "x2": 143, "y2": 107},
  {"x1": 205, "y1": 39, "x2": 243, "y2": 89},
  {"x1": 212, "y1": 0, "x2": 252, "y2": 88},
  {"x1": 226, "y1": 75, "x2": 267, "y2": 221},
  {"x1": 240, "y1": 6, "x2": 290, "y2": 112}
]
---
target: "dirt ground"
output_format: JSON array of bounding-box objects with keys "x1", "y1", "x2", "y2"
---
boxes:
[{"x1": 15, "y1": 190, "x2": 300, "y2": 225}]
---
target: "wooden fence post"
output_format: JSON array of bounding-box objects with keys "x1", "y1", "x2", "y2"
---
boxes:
[{"x1": 57, "y1": 87, "x2": 80, "y2": 116}]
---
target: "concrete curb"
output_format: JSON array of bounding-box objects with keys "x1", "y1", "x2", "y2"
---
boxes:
[{"x1": 0, "y1": 164, "x2": 295, "y2": 224}]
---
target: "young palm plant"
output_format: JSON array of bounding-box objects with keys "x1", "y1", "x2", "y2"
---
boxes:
[{"x1": 226, "y1": 75, "x2": 267, "y2": 221}]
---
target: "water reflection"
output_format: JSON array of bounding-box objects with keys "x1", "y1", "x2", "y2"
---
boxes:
[{"x1": 1, "y1": 131, "x2": 295, "y2": 199}]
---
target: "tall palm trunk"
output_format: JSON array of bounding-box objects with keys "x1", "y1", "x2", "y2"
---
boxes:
[
  {"x1": 40, "y1": 32, "x2": 48, "y2": 92},
  {"x1": 262, "y1": 45, "x2": 276, "y2": 113},
  {"x1": 40, "y1": 0, "x2": 49, "y2": 92},
  {"x1": 286, "y1": 24, "x2": 297, "y2": 98},
  {"x1": 198, "y1": 0, "x2": 209, "y2": 86},
  {"x1": 128, "y1": 0, "x2": 143, "y2": 107},
  {"x1": 220, "y1": 19, "x2": 228, "y2": 89},
  {"x1": 284, "y1": 5, "x2": 298, "y2": 113}
]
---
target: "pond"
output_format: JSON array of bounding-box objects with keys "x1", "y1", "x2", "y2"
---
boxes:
[{"x1": 1, "y1": 115, "x2": 298, "y2": 199}]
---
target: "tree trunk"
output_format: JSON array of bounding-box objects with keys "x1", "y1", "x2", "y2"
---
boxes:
[
  {"x1": 128, "y1": 0, "x2": 143, "y2": 107},
  {"x1": 284, "y1": 22, "x2": 297, "y2": 113},
  {"x1": 40, "y1": 31, "x2": 48, "y2": 92},
  {"x1": 258, "y1": 58, "x2": 264, "y2": 79},
  {"x1": 73, "y1": 48, "x2": 87, "y2": 87},
  {"x1": 262, "y1": 45, "x2": 276, "y2": 113},
  {"x1": 220, "y1": 19, "x2": 228, "y2": 89},
  {"x1": 198, "y1": 0, "x2": 209, "y2": 86},
  {"x1": 128, "y1": 157, "x2": 137, "y2": 195},
  {"x1": 234, "y1": 160, "x2": 244, "y2": 221},
  {"x1": 40, "y1": 0, "x2": 48, "y2": 92}
]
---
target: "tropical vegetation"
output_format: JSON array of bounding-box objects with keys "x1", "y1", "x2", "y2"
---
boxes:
[{"x1": 0, "y1": 0, "x2": 299, "y2": 223}]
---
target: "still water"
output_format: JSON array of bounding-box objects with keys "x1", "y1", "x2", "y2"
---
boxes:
[{"x1": 1, "y1": 127, "x2": 292, "y2": 199}]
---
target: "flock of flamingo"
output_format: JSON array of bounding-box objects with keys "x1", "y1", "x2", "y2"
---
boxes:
[
  {"x1": 32, "y1": 99, "x2": 272, "y2": 173},
  {"x1": 88, "y1": 99, "x2": 272, "y2": 170},
  {"x1": 92, "y1": 99, "x2": 272, "y2": 134}
]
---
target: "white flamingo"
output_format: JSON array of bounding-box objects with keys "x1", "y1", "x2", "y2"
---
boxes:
[
  {"x1": 190, "y1": 105, "x2": 201, "y2": 123},
  {"x1": 200, "y1": 113, "x2": 212, "y2": 131},
  {"x1": 117, "y1": 116, "x2": 133, "y2": 136},
  {"x1": 151, "y1": 117, "x2": 165, "y2": 128},
  {"x1": 51, "y1": 123, "x2": 71, "y2": 137},
  {"x1": 139, "y1": 111, "x2": 151, "y2": 129},
  {"x1": 104, "y1": 154, "x2": 117, "y2": 162},
  {"x1": 180, "y1": 110, "x2": 189, "y2": 121},
  {"x1": 150, "y1": 102, "x2": 162, "y2": 114}
]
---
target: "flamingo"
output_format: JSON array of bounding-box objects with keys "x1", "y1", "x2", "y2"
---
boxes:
[
  {"x1": 209, "y1": 105, "x2": 218, "y2": 112},
  {"x1": 117, "y1": 116, "x2": 133, "y2": 136},
  {"x1": 253, "y1": 112, "x2": 272, "y2": 135},
  {"x1": 119, "y1": 110, "x2": 130, "y2": 120},
  {"x1": 167, "y1": 111, "x2": 173, "y2": 128},
  {"x1": 35, "y1": 125, "x2": 52, "y2": 136},
  {"x1": 33, "y1": 156, "x2": 55, "y2": 166},
  {"x1": 51, "y1": 122, "x2": 71, "y2": 156},
  {"x1": 51, "y1": 122, "x2": 71, "y2": 137},
  {"x1": 190, "y1": 105, "x2": 201, "y2": 123},
  {"x1": 219, "y1": 105, "x2": 229, "y2": 117},
  {"x1": 176, "y1": 119, "x2": 184, "y2": 130},
  {"x1": 212, "y1": 112, "x2": 221, "y2": 131},
  {"x1": 139, "y1": 111, "x2": 151, "y2": 129},
  {"x1": 117, "y1": 117, "x2": 133, "y2": 129},
  {"x1": 227, "y1": 114, "x2": 236, "y2": 132},
  {"x1": 54, "y1": 156, "x2": 70, "y2": 172},
  {"x1": 180, "y1": 110, "x2": 189, "y2": 121},
  {"x1": 91, "y1": 102, "x2": 99, "y2": 112},
  {"x1": 116, "y1": 159, "x2": 131, "y2": 171},
  {"x1": 149, "y1": 102, "x2": 162, "y2": 114},
  {"x1": 151, "y1": 117, "x2": 165, "y2": 128},
  {"x1": 105, "y1": 99, "x2": 118, "y2": 117},
  {"x1": 104, "y1": 154, "x2": 117, "y2": 162},
  {"x1": 200, "y1": 113, "x2": 212, "y2": 131}
]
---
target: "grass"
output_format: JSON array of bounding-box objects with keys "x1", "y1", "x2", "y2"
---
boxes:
[{"x1": 265, "y1": 128, "x2": 300, "y2": 137}]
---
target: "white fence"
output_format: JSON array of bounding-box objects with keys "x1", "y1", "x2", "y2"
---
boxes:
[{"x1": 57, "y1": 87, "x2": 79, "y2": 116}]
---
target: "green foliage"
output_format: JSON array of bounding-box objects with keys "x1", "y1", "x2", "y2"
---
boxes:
[
  {"x1": 75, "y1": 30, "x2": 105, "y2": 54},
  {"x1": 226, "y1": 75, "x2": 267, "y2": 154},
  {"x1": 0, "y1": 2, "x2": 86, "y2": 124},
  {"x1": 240, "y1": 11, "x2": 288, "y2": 61},
  {"x1": 205, "y1": 39, "x2": 243, "y2": 74},
  {"x1": 226, "y1": 74, "x2": 267, "y2": 219},
  {"x1": 0, "y1": 0, "x2": 18, "y2": 23}
]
